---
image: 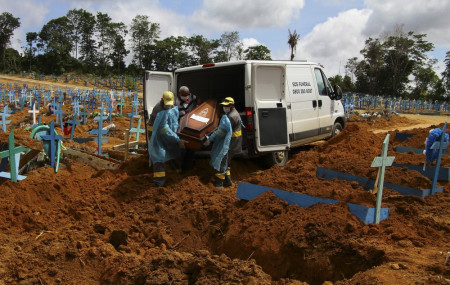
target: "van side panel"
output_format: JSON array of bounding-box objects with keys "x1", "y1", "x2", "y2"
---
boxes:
[{"x1": 285, "y1": 66, "x2": 320, "y2": 142}]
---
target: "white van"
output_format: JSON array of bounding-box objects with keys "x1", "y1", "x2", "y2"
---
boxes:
[{"x1": 143, "y1": 60, "x2": 345, "y2": 166}]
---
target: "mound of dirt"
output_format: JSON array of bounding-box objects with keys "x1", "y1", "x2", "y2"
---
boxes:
[{"x1": 0, "y1": 76, "x2": 449, "y2": 284}]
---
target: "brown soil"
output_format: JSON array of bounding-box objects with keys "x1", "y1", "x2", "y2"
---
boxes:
[{"x1": 0, "y1": 75, "x2": 449, "y2": 285}]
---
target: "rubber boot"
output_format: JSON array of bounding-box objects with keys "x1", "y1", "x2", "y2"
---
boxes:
[
  {"x1": 224, "y1": 175, "x2": 233, "y2": 187},
  {"x1": 214, "y1": 176, "x2": 224, "y2": 189}
]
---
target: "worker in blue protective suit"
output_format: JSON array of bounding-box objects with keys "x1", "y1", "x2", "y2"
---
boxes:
[
  {"x1": 424, "y1": 127, "x2": 449, "y2": 165},
  {"x1": 149, "y1": 91, "x2": 186, "y2": 187},
  {"x1": 204, "y1": 97, "x2": 242, "y2": 188}
]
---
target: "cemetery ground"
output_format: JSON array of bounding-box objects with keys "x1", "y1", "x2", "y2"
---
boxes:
[{"x1": 0, "y1": 74, "x2": 449, "y2": 285}]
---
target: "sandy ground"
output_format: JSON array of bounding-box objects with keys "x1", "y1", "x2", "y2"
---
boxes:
[{"x1": 0, "y1": 75, "x2": 449, "y2": 285}]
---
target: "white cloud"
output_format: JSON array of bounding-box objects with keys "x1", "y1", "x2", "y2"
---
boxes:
[
  {"x1": 241, "y1": 38, "x2": 260, "y2": 50},
  {"x1": 0, "y1": 0, "x2": 49, "y2": 52},
  {"x1": 191, "y1": 0, "x2": 305, "y2": 31},
  {"x1": 67, "y1": 0, "x2": 189, "y2": 39},
  {"x1": 364, "y1": 0, "x2": 450, "y2": 46},
  {"x1": 298, "y1": 8, "x2": 372, "y2": 76}
]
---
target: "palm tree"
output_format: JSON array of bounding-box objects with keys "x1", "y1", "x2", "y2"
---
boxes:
[{"x1": 287, "y1": 29, "x2": 300, "y2": 61}]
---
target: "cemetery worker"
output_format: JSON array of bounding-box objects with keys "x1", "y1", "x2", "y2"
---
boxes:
[
  {"x1": 146, "y1": 93, "x2": 167, "y2": 140},
  {"x1": 204, "y1": 97, "x2": 242, "y2": 188},
  {"x1": 149, "y1": 91, "x2": 185, "y2": 187},
  {"x1": 175, "y1": 86, "x2": 199, "y2": 171},
  {"x1": 175, "y1": 86, "x2": 198, "y2": 119}
]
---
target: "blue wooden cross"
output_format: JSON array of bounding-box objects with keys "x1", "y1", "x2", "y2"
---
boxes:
[
  {"x1": 79, "y1": 106, "x2": 90, "y2": 125},
  {"x1": 106, "y1": 99, "x2": 115, "y2": 123},
  {"x1": 7, "y1": 90, "x2": 15, "y2": 103},
  {"x1": 67, "y1": 116, "x2": 81, "y2": 140},
  {"x1": 72, "y1": 97, "x2": 82, "y2": 115},
  {"x1": 130, "y1": 118, "x2": 145, "y2": 149},
  {"x1": 116, "y1": 97, "x2": 125, "y2": 117},
  {"x1": 0, "y1": 130, "x2": 29, "y2": 182},
  {"x1": 430, "y1": 122, "x2": 449, "y2": 194},
  {"x1": 40, "y1": 121, "x2": 63, "y2": 171},
  {"x1": 53, "y1": 103, "x2": 66, "y2": 130},
  {"x1": 87, "y1": 98, "x2": 96, "y2": 112},
  {"x1": 90, "y1": 105, "x2": 109, "y2": 155},
  {"x1": 1, "y1": 106, "x2": 12, "y2": 132},
  {"x1": 371, "y1": 134, "x2": 395, "y2": 224},
  {"x1": 18, "y1": 94, "x2": 26, "y2": 111}
]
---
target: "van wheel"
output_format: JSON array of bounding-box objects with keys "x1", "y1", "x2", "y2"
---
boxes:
[
  {"x1": 264, "y1": 150, "x2": 289, "y2": 168},
  {"x1": 332, "y1": 122, "x2": 343, "y2": 137}
]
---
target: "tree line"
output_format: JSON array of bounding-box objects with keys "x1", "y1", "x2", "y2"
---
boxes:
[
  {"x1": 0, "y1": 10, "x2": 449, "y2": 100},
  {"x1": 0, "y1": 10, "x2": 271, "y2": 77},
  {"x1": 328, "y1": 27, "x2": 449, "y2": 101}
]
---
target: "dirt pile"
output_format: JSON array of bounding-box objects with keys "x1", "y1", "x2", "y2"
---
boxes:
[{"x1": 0, "y1": 77, "x2": 449, "y2": 284}]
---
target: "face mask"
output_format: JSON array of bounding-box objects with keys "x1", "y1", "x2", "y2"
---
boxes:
[
  {"x1": 223, "y1": 107, "x2": 231, "y2": 113},
  {"x1": 164, "y1": 105, "x2": 172, "y2": 110},
  {"x1": 180, "y1": 95, "x2": 189, "y2": 102}
]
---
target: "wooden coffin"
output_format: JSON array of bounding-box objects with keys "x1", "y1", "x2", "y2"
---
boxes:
[{"x1": 178, "y1": 99, "x2": 220, "y2": 150}]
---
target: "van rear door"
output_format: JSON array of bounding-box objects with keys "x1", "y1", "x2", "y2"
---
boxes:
[
  {"x1": 252, "y1": 64, "x2": 289, "y2": 152},
  {"x1": 143, "y1": 71, "x2": 173, "y2": 116}
]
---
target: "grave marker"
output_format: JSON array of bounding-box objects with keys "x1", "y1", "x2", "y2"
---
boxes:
[
  {"x1": 371, "y1": 134, "x2": 395, "y2": 224},
  {"x1": 40, "y1": 121, "x2": 63, "y2": 171},
  {"x1": 1, "y1": 106, "x2": 12, "y2": 132},
  {"x1": 28, "y1": 102, "x2": 39, "y2": 125},
  {"x1": 0, "y1": 130, "x2": 29, "y2": 182},
  {"x1": 430, "y1": 122, "x2": 449, "y2": 194}
]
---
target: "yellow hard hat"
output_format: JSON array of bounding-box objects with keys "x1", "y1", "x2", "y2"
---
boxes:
[
  {"x1": 220, "y1": 97, "x2": 235, "y2": 106},
  {"x1": 162, "y1": 91, "x2": 174, "y2": 105}
]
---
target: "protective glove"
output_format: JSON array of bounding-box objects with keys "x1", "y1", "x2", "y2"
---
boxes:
[{"x1": 203, "y1": 136, "x2": 210, "y2": 147}]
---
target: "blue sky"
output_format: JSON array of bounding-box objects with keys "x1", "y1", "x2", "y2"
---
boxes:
[{"x1": 1, "y1": 0, "x2": 449, "y2": 77}]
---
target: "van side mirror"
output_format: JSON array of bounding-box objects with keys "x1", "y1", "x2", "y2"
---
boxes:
[{"x1": 332, "y1": 85, "x2": 343, "y2": 100}]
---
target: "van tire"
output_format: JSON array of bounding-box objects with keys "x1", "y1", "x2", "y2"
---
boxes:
[
  {"x1": 264, "y1": 150, "x2": 289, "y2": 168},
  {"x1": 332, "y1": 122, "x2": 343, "y2": 137}
]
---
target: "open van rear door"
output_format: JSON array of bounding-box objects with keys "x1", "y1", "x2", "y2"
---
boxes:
[
  {"x1": 143, "y1": 71, "x2": 173, "y2": 160},
  {"x1": 252, "y1": 64, "x2": 289, "y2": 152},
  {"x1": 143, "y1": 71, "x2": 174, "y2": 116}
]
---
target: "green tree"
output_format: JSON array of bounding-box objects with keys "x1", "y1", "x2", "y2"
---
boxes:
[
  {"x1": 130, "y1": 15, "x2": 160, "y2": 69},
  {"x1": 78, "y1": 11, "x2": 96, "y2": 68},
  {"x1": 96, "y1": 12, "x2": 113, "y2": 71},
  {"x1": 243, "y1": 45, "x2": 272, "y2": 60},
  {"x1": 357, "y1": 37, "x2": 384, "y2": 94},
  {"x1": 187, "y1": 35, "x2": 220, "y2": 65},
  {"x1": 412, "y1": 61, "x2": 445, "y2": 100},
  {"x1": 219, "y1": 31, "x2": 240, "y2": 61},
  {"x1": 342, "y1": 75, "x2": 355, "y2": 92},
  {"x1": 66, "y1": 9, "x2": 86, "y2": 59},
  {"x1": 25, "y1": 32, "x2": 38, "y2": 71},
  {"x1": 0, "y1": 12, "x2": 20, "y2": 70},
  {"x1": 287, "y1": 29, "x2": 300, "y2": 61},
  {"x1": 382, "y1": 31, "x2": 433, "y2": 97},
  {"x1": 443, "y1": 51, "x2": 450, "y2": 95},
  {"x1": 38, "y1": 16, "x2": 74, "y2": 74},
  {"x1": 109, "y1": 22, "x2": 129, "y2": 73},
  {"x1": 345, "y1": 57, "x2": 359, "y2": 83},
  {"x1": 146, "y1": 36, "x2": 190, "y2": 71},
  {"x1": 352, "y1": 29, "x2": 434, "y2": 97},
  {"x1": 328, "y1": 75, "x2": 344, "y2": 89}
]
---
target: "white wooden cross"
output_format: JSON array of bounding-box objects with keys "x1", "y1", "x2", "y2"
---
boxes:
[{"x1": 28, "y1": 102, "x2": 39, "y2": 125}]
